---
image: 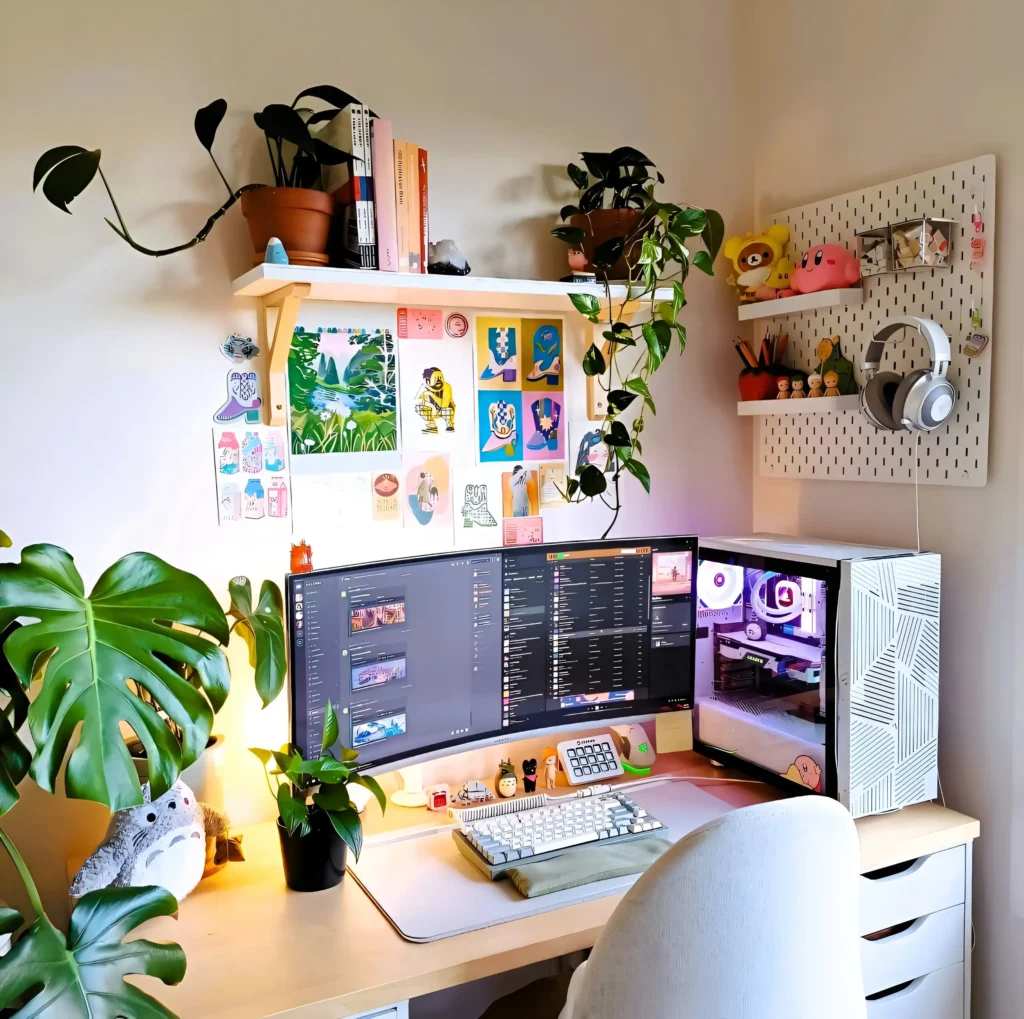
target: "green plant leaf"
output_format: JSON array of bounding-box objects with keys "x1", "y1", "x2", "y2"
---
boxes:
[
  {"x1": 0, "y1": 623, "x2": 31, "y2": 816},
  {"x1": 0, "y1": 907, "x2": 22, "y2": 936},
  {"x1": 228, "y1": 577, "x2": 285, "y2": 709},
  {"x1": 0, "y1": 829, "x2": 185, "y2": 1019},
  {"x1": 350, "y1": 771, "x2": 387, "y2": 814},
  {"x1": 693, "y1": 250, "x2": 714, "y2": 276},
  {"x1": 578, "y1": 464, "x2": 608, "y2": 497},
  {"x1": 675, "y1": 322, "x2": 687, "y2": 353},
  {"x1": 321, "y1": 805, "x2": 364, "y2": 861},
  {"x1": 559, "y1": 204, "x2": 580, "y2": 221},
  {"x1": 0, "y1": 531, "x2": 10, "y2": 549},
  {"x1": 701, "y1": 208, "x2": 726, "y2": 262},
  {"x1": 312, "y1": 782, "x2": 350, "y2": 812},
  {"x1": 622, "y1": 457, "x2": 652, "y2": 493},
  {"x1": 672, "y1": 281, "x2": 686, "y2": 318},
  {"x1": 642, "y1": 322, "x2": 668, "y2": 371},
  {"x1": 604, "y1": 421, "x2": 631, "y2": 447},
  {"x1": 322, "y1": 699, "x2": 339, "y2": 753},
  {"x1": 33, "y1": 147, "x2": 101, "y2": 214},
  {"x1": 194, "y1": 98, "x2": 227, "y2": 152},
  {"x1": 0, "y1": 545, "x2": 230, "y2": 811},
  {"x1": 624, "y1": 375, "x2": 656, "y2": 414},
  {"x1": 566, "y1": 162, "x2": 589, "y2": 190},
  {"x1": 606, "y1": 390, "x2": 638, "y2": 413},
  {"x1": 294, "y1": 757, "x2": 350, "y2": 782},
  {"x1": 582, "y1": 343, "x2": 606, "y2": 377},
  {"x1": 277, "y1": 783, "x2": 309, "y2": 837},
  {"x1": 249, "y1": 747, "x2": 273, "y2": 767},
  {"x1": 671, "y1": 207, "x2": 707, "y2": 237},
  {"x1": 592, "y1": 236, "x2": 624, "y2": 270},
  {"x1": 656, "y1": 301, "x2": 675, "y2": 323},
  {"x1": 552, "y1": 226, "x2": 586, "y2": 247},
  {"x1": 291, "y1": 84, "x2": 362, "y2": 112},
  {"x1": 254, "y1": 104, "x2": 315, "y2": 156},
  {"x1": 604, "y1": 326, "x2": 635, "y2": 346}
]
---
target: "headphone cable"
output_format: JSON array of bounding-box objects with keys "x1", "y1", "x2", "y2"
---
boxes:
[{"x1": 914, "y1": 430, "x2": 921, "y2": 552}]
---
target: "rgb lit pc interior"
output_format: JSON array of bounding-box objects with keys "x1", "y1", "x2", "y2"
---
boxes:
[{"x1": 288, "y1": 537, "x2": 696, "y2": 768}]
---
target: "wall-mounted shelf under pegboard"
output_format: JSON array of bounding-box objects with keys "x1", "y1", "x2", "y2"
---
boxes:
[
  {"x1": 738, "y1": 288, "x2": 863, "y2": 321},
  {"x1": 754, "y1": 154, "x2": 994, "y2": 487},
  {"x1": 738, "y1": 395, "x2": 860, "y2": 417}
]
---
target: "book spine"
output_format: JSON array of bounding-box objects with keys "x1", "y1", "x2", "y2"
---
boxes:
[
  {"x1": 404, "y1": 140, "x2": 421, "y2": 272},
  {"x1": 394, "y1": 140, "x2": 410, "y2": 272},
  {"x1": 418, "y1": 147, "x2": 429, "y2": 274},
  {"x1": 357, "y1": 105, "x2": 377, "y2": 269},
  {"x1": 371, "y1": 119, "x2": 398, "y2": 272}
]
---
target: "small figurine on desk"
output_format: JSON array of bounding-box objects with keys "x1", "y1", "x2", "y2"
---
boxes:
[
  {"x1": 426, "y1": 784, "x2": 450, "y2": 812},
  {"x1": 264, "y1": 236, "x2": 289, "y2": 266},
  {"x1": 776, "y1": 377, "x2": 791, "y2": 400},
  {"x1": 790, "y1": 377, "x2": 806, "y2": 399},
  {"x1": 823, "y1": 370, "x2": 841, "y2": 398},
  {"x1": 543, "y1": 750, "x2": 558, "y2": 790},
  {"x1": 522, "y1": 758, "x2": 538, "y2": 793},
  {"x1": 495, "y1": 759, "x2": 518, "y2": 798},
  {"x1": 807, "y1": 373, "x2": 824, "y2": 398},
  {"x1": 453, "y1": 780, "x2": 494, "y2": 806},
  {"x1": 290, "y1": 541, "x2": 314, "y2": 573}
]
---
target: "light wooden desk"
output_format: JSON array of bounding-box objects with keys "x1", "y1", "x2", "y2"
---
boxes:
[{"x1": 129, "y1": 754, "x2": 979, "y2": 1019}]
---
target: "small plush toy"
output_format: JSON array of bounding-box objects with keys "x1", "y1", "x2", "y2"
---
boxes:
[
  {"x1": 790, "y1": 377, "x2": 806, "y2": 399},
  {"x1": 807, "y1": 373, "x2": 824, "y2": 398},
  {"x1": 824, "y1": 370, "x2": 841, "y2": 397},
  {"x1": 791, "y1": 243, "x2": 861, "y2": 294},
  {"x1": 753, "y1": 257, "x2": 797, "y2": 300},
  {"x1": 495, "y1": 759, "x2": 518, "y2": 798},
  {"x1": 776, "y1": 377, "x2": 791, "y2": 400},
  {"x1": 70, "y1": 780, "x2": 228, "y2": 903},
  {"x1": 522, "y1": 758, "x2": 538, "y2": 793},
  {"x1": 723, "y1": 224, "x2": 790, "y2": 303}
]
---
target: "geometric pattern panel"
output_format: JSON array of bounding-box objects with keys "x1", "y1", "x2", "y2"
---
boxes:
[
  {"x1": 849, "y1": 554, "x2": 941, "y2": 817},
  {"x1": 756, "y1": 155, "x2": 994, "y2": 486}
]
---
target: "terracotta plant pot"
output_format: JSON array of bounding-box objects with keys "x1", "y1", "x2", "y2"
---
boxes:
[
  {"x1": 568, "y1": 209, "x2": 643, "y2": 281},
  {"x1": 241, "y1": 187, "x2": 334, "y2": 267}
]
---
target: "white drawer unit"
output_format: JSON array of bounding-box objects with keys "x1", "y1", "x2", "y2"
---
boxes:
[
  {"x1": 860, "y1": 904, "x2": 965, "y2": 995},
  {"x1": 859, "y1": 845, "x2": 965, "y2": 935},
  {"x1": 865, "y1": 962, "x2": 965, "y2": 1019}
]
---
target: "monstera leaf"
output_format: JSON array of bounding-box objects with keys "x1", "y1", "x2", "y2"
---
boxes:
[
  {"x1": 0, "y1": 829, "x2": 185, "y2": 1018},
  {"x1": 0, "y1": 623, "x2": 30, "y2": 815},
  {"x1": 0, "y1": 544, "x2": 230, "y2": 811},
  {"x1": 227, "y1": 577, "x2": 285, "y2": 708}
]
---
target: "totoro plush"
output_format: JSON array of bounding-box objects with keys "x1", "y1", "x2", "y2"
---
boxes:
[{"x1": 70, "y1": 779, "x2": 228, "y2": 903}]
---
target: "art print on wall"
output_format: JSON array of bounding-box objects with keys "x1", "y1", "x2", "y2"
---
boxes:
[
  {"x1": 475, "y1": 317, "x2": 520, "y2": 389},
  {"x1": 212, "y1": 426, "x2": 289, "y2": 526},
  {"x1": 522, "y1": 393, "x2": 565, "y2": 460},
  {"x1": 501, "y1": 465, "x2": 539, "y2": 518},
  {"x1": 453, "y1": 467, "x2": 501, "y2": 550},
  {"x1": 520, "y1": 319, "x2": 562, "y2": 390},
  {"x1": 477, "y1": 391, "x2": 523, "y2": 463},
  {"x1": 403, "y1": 453, "x2": 452, "y2": 529}
]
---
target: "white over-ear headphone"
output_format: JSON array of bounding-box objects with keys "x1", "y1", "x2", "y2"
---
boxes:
[{"x1": 860, "y1": 316, "x2": 957, "y2": 432}]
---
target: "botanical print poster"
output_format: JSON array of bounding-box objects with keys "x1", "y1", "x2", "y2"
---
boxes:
[
  {"x1": 402, "y1": 452, "x2": 452, "y2": 530},
  {"x1": 288, "y1": 327, "x2": 398, "y2": 457}
]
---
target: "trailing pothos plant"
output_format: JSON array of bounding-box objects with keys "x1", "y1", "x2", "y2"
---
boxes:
[
  {"x1": 0, "y1": 542, "x2": 285, "y2": 1018},
  {"x1": 251, "y1": 700, "x2": 385, "y2": 861},
  {"x1": 552, "y1": 151, "x2": 725, "y2": 536}
]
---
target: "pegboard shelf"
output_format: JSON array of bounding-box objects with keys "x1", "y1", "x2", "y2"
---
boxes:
[
  {"x1": 738, "y1": 288, "x2": 864, "y2": 321},
  {"x1": 738, "y1": 395, "x2": 860, "y2": 417}
]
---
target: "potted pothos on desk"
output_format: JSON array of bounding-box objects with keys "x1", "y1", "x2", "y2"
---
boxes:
[
  {"x1": 0, "y1": 540, "x2": 283, "y2": 1017},
  {"x1": 252, "y1": 700, "x2": 385, "y2": 893}
]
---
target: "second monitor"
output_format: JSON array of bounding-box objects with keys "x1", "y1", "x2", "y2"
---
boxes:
[{"x1": 288, "y1": 537, "x2": 697, "y2": 770}]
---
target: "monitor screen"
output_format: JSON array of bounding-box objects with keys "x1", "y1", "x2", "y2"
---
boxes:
[{"x1": 287, "y1": 537, "x2": 696, "y2": 768}]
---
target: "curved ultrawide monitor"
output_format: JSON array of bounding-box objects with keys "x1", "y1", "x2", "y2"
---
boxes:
[{"x1": 287, "y1": 536, "x2": 696, "y2": 772}]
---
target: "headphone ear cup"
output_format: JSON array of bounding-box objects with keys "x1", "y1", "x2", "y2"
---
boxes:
[
  {"x1": 861, "y1": 371, "x2": 904, "y2": 431},
  {"x1": 890, "y1": 368, "x2": 931, "y2": 430}
]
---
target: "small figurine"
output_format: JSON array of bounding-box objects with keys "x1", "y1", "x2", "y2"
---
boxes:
[
  {"x1": 425, "y1": 784, "x2": 450, "y2": 812},
  {"x1": 753, "y1": 257, "x2": 797, "y2": 300},
  {"x1": 495, "y1": 759, "x2": 518, "y2": 798},
  {"x1": 776, "y1": 377, "x2": 791, "y2": 400},
  {"x1": 543, "y1": 751, "x2": 558, "y2": 790},
  {"x1": 824, "y1": 370, "x2": 841, "y2": 397},
  {"x1": 522, "y1": 758, "x2": 538, "y2": 793},
  {"x1": 807, "y1": 373, "x2": 824, "y2": 398},
  {"x1": 290, "y1": 541, "x2": 313, "y2": 573},
  {"x1": 790, "y1": 377, "x2": 806, "y2": 399},
  {"x1": 453, "y1": 780, "x2": 494, "y2": 805},
  {"x1": 264, "y1": 236, "x2": 289, "y2": 265}
]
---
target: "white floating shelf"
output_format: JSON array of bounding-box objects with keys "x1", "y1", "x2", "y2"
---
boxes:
[
  {"x1": 737, "y1": 395, "x2": 861, "y2": 417},
  {"x1": 233, "y1": 263, "x2": 671, "y2": 313},
  {"x1": 737, "y1": 288, "x2": 864, "y2": 321}
]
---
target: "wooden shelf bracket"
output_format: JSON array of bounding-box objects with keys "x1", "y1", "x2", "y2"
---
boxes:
[{"x1": 254, "y1": 282, "x2": 310, "y2": 427}]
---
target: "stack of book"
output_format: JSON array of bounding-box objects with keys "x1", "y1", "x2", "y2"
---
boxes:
[{"x1": 321, "y1": 106, "x2": 428, "y2": 273}]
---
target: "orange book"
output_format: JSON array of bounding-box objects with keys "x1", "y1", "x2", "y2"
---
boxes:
[{"x1": 404, "y1": 140, "x2": 421, "y2": 272}]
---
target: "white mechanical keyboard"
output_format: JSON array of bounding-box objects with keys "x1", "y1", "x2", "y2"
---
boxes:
[
  {"x1": 451, "y1": 784, "x2": 666, "y2": 879},
  {"x1": 557, "y1": 734, "x2": 625, "y2": 785}
]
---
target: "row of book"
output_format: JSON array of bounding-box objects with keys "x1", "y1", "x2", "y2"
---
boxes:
[{"x1": 322, "y1": 105, "x2": 428, "y2": 272}]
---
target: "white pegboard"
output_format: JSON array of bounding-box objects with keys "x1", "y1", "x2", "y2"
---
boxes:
[{"x1": 756, "y1": 155, "x2": 994, "y2": 486}]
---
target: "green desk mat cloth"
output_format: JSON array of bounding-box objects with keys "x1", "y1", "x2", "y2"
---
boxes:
[{"x1": 506, "y1": 838, "x2": 672, "y2": 898}]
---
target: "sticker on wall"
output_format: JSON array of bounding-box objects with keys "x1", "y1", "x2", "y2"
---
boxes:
[
  {"x1": 503, "y1": 516, "x2": 543, "y2": 546},
  {"x1": 445, "y1": 312, "x2": 469, "y2": 338},
  {"x1": 397, "y1": 307, "x2": 444, "y2": 339},
  {"x1": 403, "y1": 453, "x2": 452, "y2": 529},
  {"x1": 502, "y1": 465, "x2": 539, "y2": 518},
  {"x1": 475, "y1": 317, "x2": 520, "y2": 388},
  {"x1": 371, "y1": 472, "x2": 401, "y2": 522},
  {"x1": 397, "y1": 334, "x2": 473, "y2": 451},
  {"x1": 478, "y1": 392, "x2": 522, "y2": 463},
  {"x1": 288, "y1": 327, "x2": 398, "y2": 460},
  {"x1": 453, "y1": 468, "x2": 501, "y2": 550},
  {"x1": 221, "y1": 333, "x2": 260, "y2": 364},
  {"x1": 212, "y1": 426, "x2": 289, "y2": 527},
  {"x1": 538, "y1": 463, "x2": 567, "y2": 508},
  {"x1": 521, "y1": 319, "x2": 562, "y2": 390},
  {"x1": 214, "y1": 369, "x2": 262, "y2": 423},
  {"x1": 523, "y1": 394, "x2": 565, "y2": 460}
]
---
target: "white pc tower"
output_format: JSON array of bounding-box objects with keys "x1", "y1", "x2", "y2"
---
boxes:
[{"x1": 695, "y1": 535, "x2": 940, "y2": 818}]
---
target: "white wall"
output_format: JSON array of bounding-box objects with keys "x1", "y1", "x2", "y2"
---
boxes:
[
  {"x1": 740, "y1": 2, "x2": 1024, "y2": 1016},
  {"x1": 0, "y1": 0, "x2": 751, "y2": 923}
]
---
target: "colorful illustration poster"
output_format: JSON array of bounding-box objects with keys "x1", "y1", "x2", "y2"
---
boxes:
[
  {"x1": 478, "y1": 391, "x2": 523, "y2": 463},
  {"x1": 212, "y1": 426, "x2": 289, "y2": 526},
  {"x1": 520, "y1": 319, "x2": 563, "y2": 391},
  {"x1": 453, "y1": 468, "x2": 502, "y2": 550},
  {"x1": 539, "y1": 463, "x2": 567, "y2": 508},
  {"x1": 475, "y1": 317, "x2": 520, "y2": 390},
  {"x1": 397, "y1": 307, "x2": 444, "y2": 339},
  {"x1": 501, "y1": 466, "x2": 539, "y2": 518},
  {"x1": 371, "y1": 472, "x2": 401, "y2": 521},
  {"x1": 397, "y1": 338, "x2": 472, "y2": 452},
  {"x1": 503, "y1": 516, "x2": 543, "y2": 546},
  {"x1": 574, "y1": 425, "x2": 609, "y2": 473},
  {"x1": 522, "y1": 392, "x2": 565, "y2": 461},
  {"x1": 288, "y1": 327, "x2": 398, "y2": 457},
  {"x1": 403, "y1": 453, "x2": 452, "y2": 529}
]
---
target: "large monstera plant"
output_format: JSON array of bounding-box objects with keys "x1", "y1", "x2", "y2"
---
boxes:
[{"x1": 0, "y1": 542, "x2": 285, "y2": 1017}]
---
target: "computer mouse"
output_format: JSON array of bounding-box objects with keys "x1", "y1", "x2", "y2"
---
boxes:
[{"x1": 610, "y1": 723, "x2": 656, "y2": 769}]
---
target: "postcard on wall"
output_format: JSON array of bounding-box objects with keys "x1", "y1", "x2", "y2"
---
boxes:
[
  {"x1": 397, "y1": 337, "x2": 473, "y2": 452},
  {"x1": 501, "y1": 465, "x2": 539, "y2": 518},
  {"x1": 397, "y1": 307, "x2": 444, "y2": 339},
  {"x1": 477, "y1": 391, "x2": 523, "y2": 463},
  {"x1": 520, "y1": 319, "x2": 563, "y2": 391},
  {"x1": 453, "y1": 467, "x2": 501, "y2": 550},
  {"x1": 371, "y1": 471, "x2": 401, "y2": 522},
  {"x1": 287, "y1": 326, "x2": 398, "y2": 468},
  {"x1": 538, "y1": 463, "x2": 567, "y2": 508},
  {"x1": 503, "y1": 516, "x2": 543, "y2": 546},
  {"x1": 522, "y1": 392, "x2": 565, "y2": 461},
  {"x1": 291, "y1": 472, "x2": 370, "y2": 567},
  {"x1": 475, "y1": 317, "x2": 520, "y2": 390},
  {"x1": 212, "y1": 426, "x2": 290, "y2": 526},
  {"x1": 403, "y1": 452, "x2": 452, "y2": 529}
]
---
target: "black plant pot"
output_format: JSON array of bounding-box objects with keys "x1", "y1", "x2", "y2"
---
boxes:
[{"x1": 277, "y1": 811, "x2": 348, "y2": 892}]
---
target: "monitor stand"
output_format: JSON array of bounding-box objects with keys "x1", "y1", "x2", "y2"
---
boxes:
[{"x1": 391, "y1": 764, "x2": 429, "y2": 808}]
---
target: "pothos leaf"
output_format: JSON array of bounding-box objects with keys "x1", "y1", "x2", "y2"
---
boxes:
[
  {"x1": 568, "y1": 293, "x2": 601, "y2": 319},
  {"x1": 194, "y1": 98, "x2": 227, "y2": 152},
  {"x1": 624, "y1": 375, "x2": 656, "y2": 414},
  {"x1": 606, "y1": 390, "x2": 638, "y2": 413},
  {"x1": 582, "y1": 343, "x2": 607, "y2": 377},
  {"x1": 701, "y1": 208, "x2": 726, "y2": 263},
  {"x1": 603, "y1": 421, "x2": 631, "y2": 447},
  {"x1": 693, "y1": 250, "x2": 715, "y2": 276},
  {"x1": 322, "y1": 700, "x2": 339, "y2": 754},
  {"x1": 552, "y1": 226, "x2": 586, "y2": 247},
  {"x1": 228, "y1": 577, "x2": 285, "y2": 708},
  {"x1": 577, "y1": 464, "x2": 608, "y2": 497},
  {"x1": 622, "y1": 457, "x2": 652, "y2": 493},
  {"x1": 0, "y1": 531, "x2": 10, "y2": 548}
]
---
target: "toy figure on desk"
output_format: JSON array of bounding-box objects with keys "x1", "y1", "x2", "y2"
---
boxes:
[
  {"x1": 522, "y1": 759, "x2": 538, "y2": 793},
  {"x1": 495, "y1": 759, "x2": 518, "y2": 798},
  {"x1": 790, "y1": 377, "x2": 806, "y2": 399},
  {"x1": 807, "y1": 373, "x2": 824, "y2": 398},
  {"x1": 824, "y1": 371, "x2": 841, "y2": 397},
  {"x1": 543, "y1": 751, "x2": 558, "y2": 790},
  {"x1": 776, "y1": 377, "x2": 791, "y2": 400}
]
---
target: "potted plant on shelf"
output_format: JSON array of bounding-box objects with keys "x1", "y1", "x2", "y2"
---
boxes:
[
  {"x1": 551, "y1": 149, "x2": 725, "y2": 537},
  {"x1": 32, "y1": 84, "x2": 367, "y2": 266},
  {"x1": 0, "y1": 542, "x2": 284, "y2": 1017},
  {"x1": 251, "y1": 700, "x2": 385, "y2": 893}
]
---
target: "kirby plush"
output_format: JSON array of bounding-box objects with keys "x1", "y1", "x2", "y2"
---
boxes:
[{"x1": 791, "y1": 243, "x2": 860, "y2": 294}]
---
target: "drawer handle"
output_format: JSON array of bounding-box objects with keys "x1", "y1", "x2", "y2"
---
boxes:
[
  {"x1": 862, "y1": 918, "x2": 916, "y2": 942},
  {"x1": 863, "y1": 856, "x2": 925, "y2": 882},
  {"x1": 866, "y1": 979, "x2": 914, "y2": 1002}
]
